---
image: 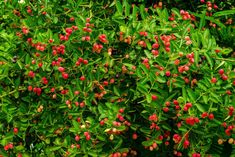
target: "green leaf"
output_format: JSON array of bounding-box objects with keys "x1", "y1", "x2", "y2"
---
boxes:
[
  {"x1": 193, "y1": 13, "x2": 226, "y2": 28},
  {"x1": 137, "y1": 84, "x2": 148, "y2": 93},
  {"x1": 139, "y1": 4, "x2": 146, "y2": 20},
  {"x1": 15, "y1": 145, "x2": 25, "y2": 151},
  {"x1": 162, "y1": 123, "x2": 171, "y2": 130},
  {"x1": 53, "y1": 17, "x2": 58, "y2": 24},
  {"x1": 187, "y1": 88, "x2": 196, "y2": 102},
  {"x1": 210, "y1": 92, "x2": 222, "y2": 103},
  {"x1": 46, "y1": 146, "x2": 61, "y2": 152},
  {"x1": 146, "y1": 93, "x2": 152, "y2": 103},
  {"x1": 156, "y1": 76, "x2": 166, "y2": 83},
  {"x1": 204, "y1": 51, "x2": 213, "y2": 69},
  {"x1": 199, "y1": 11, "x2": 206, "y2": 29},
  {"x1": 139, "y1": 64, "x2": 149, "y2": 75},
  {"x1": 213, "y1": 9, "x2": 235, "y2": 17},
  {"x1": 114, "y1": 138, "x2": 123, "y2": 150},
  {"x1": 132, "y1": 5, "x2": 138, "y2": 21},
  {"x1": 72, "y1": 120, "x2": 79, "y2": 132},
  {"x1": 140, "y1": 127, "x2": 151, "y2": 134},
  {"x1": 116, "y1": 0, "x2": 123, "y2": 15},
  {"x1": 144, "y1": 49, "x2": 152, "y2": 58},
  {"x1": 202, "y1": 95, "x2": 208, "y2": 104},
  {"x1": 195, "y1": 103, "x2": 205, "y2": 112},
  {"x1": 142, "y1": 140, "x2": 154, "y2": 147},
  {"x1": 145, "y1": 40, "x2": 152, "y2": 51},
  {"x1": 221, "y1": 48, "x2": 233, "y2": 55},
  {"x1": 97, "y1": 135, "x2": 106, "y2": 142},
  {"x1": 113, "y1": 86, "x2": 120, "y2": 96},
  {"x1": 88, "y1": 152, "x2": 98, "y2": 157},
  {"x1": 197, "y1": 82, "x2": 207, "y2": 91},
  {"x1": 194, "y1": 50, "x2": 199, "y2": 66},
  {"x1": 124, "y1": 0, "x2": 130, "y2": 17}
]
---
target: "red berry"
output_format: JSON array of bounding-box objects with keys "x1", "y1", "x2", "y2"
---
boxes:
[
  {"x1": 28, "y1": 71, "x2": 35, "y2": 78},
  {"x1": 225, "y1": 129, "x2": 231, "y2": 136},
  {"x1": 173, "y1": 100, "x2": 179, "y2": 105},
  {"x1": 80, "y1": 76, "x2": 85, "y2": 81},
  {"x1": 100, "y1": 120, "x2": 105, "y2": 126},
  {"x1": 192, "y1": 153, "x2": 197, "y2": 157},
  {"x1": 74, "y1": 91, "x2": 80, "y2": 95},
  {"x1": 132, "y1": 133, "x2": 138, "y2": 140},
  {"x1": 226, "y1": 90, "x2": 232, "y2": 95},
  {"x1": 86, "y1": 18, "x2": 90, "y2": 23},
  {"x1": 218, "y1": 69, "x2": 224, "y2": 75},
  {"x1": 75, "y1": 61, "x2": 81, "y2": 66},
  {"x1": 175, "y1": 105, "x2": 180, "y2": 110},
  {"x1": 186, "y1": 102, "x2": 192, "y2": 108},
  {"x1": 211, "y1": 77, "x2": 217, "y2": 83},
  {"x1": 165, "y1": 71, "x2": 171, "y2": 77},
  {"x1": 13, "y1": 127, "x2": 18, "y2": 134},
  {"x1": 119, "y1": 108, "x2": 124, "y2": 113},
  {"x1": 62, "y1": 73, "x2": 69, "y2": 79},
  {"x1": 201, "y1": 112, "x2": 208, "y2": 118},
  {"x1": 78, "y1": 58, "x2": 83, "y2": 62},
  {"x1": 28, "y1": 85, "x2": 33, "y2": 91},
  {"x1": 160, "y1": 140, "x2": 167, "y2": 146},
  {"x1": 74, "y1": 102, "x2": 79, "y2": 106},
  {"x1": 50, "y1": 88, "x2": 55, "y2": 92},
  {"x1": 208, "y1": 113, "x2": 214, "y2": 120},
  {"x1": 163, "y1": 107, "x2": 169, "y2": 112},
  {"x1": 58, "y1": 67, "x2": 65, "y2": 72},
  {"x1": 183, "y1": 106, "x2": 188, "y2": 111},
  {"x1": 229, "y1": 106, "x2": 234, "y2": 112},
  {"x1": 174, "y1": 59, "x2": 180, "y2": 65},
  {"x1": 70, "y1": 17, "x2": 75, "y2": 22},
  {"x1": 152, "y1": 95, "x2": 158, "y2": 101},
  {"x1": 75, "y1": 135, "x2": 80, "y2": 141},
  {"x1": 103, "y1": 81, "x2": 109, "y2": 86},
  {"x1": 86, "y1": 134, "x2": 91, "y2": 141},
  {"x1": 183, "y1": 140, "x2": 190, "y2": 148},
  {"x1": 4, "y1": 145, "x2": 9, "y2": 151},
  {"x1": 17, "y1": 153, "x2": 23, "y2": 157},
  {"x1": 110, "y1": 78, "x2": 115, "y2": 84},
  {"x1": 31, "y1": 59, "x2": 36, "y2": 64},
  {"x1": 83, "y1": 60, "x2": 88, "y2": 65},
  {"x1": 8, "y1": 143, "x2": 13, "y2": 149},
  {"x1": 221, "y1": 75, "x2": 228, "y2": 81},
  {"x1": 165, "y1": 101, "x2": 170, "y2": 107},
  {"x1": 222, "y1": 122, "x2": 227, "y2": 128},
  {"x1": 215, "y1": 49, "x2": 220, "y2": 53},
  {"x1": 80, "y1": 102, "x2": 85, "y2": 108},
  {"x1": 194, "y1": 117, "x2": 200, "y2": 123},
  {"x1": 38, "y1": 62, "x2": 43, "y2": 68},
  {"x1": 84, "y1": 132, "x2": 89, "y2": 136}
]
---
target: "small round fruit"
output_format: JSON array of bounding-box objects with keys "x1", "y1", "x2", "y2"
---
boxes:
[
  {"x1": 208, "y1": 113, "x2": 214, "y2": 120},
  {"x1": 152, "y1": 95, "x2": 158, "y2": 101},
  {"x1": 228, "y1": 138, "x2": 234, "y2": 144},
  {"x1": 218, "y1": 69, "x2": 224, "y2": 75},
  {"x1": 132, "y1": 133, "x2": 138, "y2": 140},
  {"x1": 165, "y1": 71, "x2": 171, "y2": 77},
  {"x1": 218, "y1": 139, "x2": 224, "y2": 145},
  {"x1": 13, "y1": 127, "x2": 18, "y2": 134},
  {"x1": 211, "y1": 77, "x2": 217, "y2": 83}
]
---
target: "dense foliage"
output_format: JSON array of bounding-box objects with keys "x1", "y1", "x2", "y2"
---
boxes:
[{"x1": 0, "y1": 0, "x2": 235, "y2": 156}]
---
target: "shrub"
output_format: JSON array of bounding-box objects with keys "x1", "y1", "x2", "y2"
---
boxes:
[{"x1": 0, "y1": 0, "x2": 234, "y2": 156}]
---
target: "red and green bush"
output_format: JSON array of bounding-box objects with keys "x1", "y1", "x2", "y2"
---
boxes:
[{"x1": 0, "y1": 0, "x2": 235, "y2": 156}]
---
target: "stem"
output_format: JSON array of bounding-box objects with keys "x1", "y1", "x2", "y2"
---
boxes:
[
  {"x1": 214, "y1": 58, "x2": 235, "y2": 62},
  {"x1": 0, "y1": 89, "x2": 17, "y2": 98},
  {"x1": 177, "y1": 127, "x2": 193, "y2": 149}
]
